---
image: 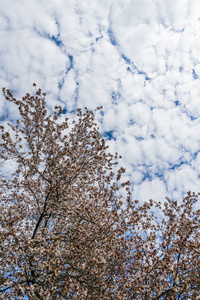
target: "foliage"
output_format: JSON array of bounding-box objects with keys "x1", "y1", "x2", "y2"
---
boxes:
[{"x1": 0, "y1": 85, "x2": 200, "y2": 299}]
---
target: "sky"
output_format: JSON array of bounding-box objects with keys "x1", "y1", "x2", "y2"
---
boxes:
[{"x1": 1, "y1": 0, "x2": 200, "y2": 204}]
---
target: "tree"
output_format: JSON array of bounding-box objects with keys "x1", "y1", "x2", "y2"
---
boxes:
[{"x1": 0, "y1": 85, "x2": 200, "y2": 299}]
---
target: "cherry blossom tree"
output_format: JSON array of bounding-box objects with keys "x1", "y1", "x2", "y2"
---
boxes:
[{"x1": 0, "y1": 85, "x2": 200, "y2": 299}]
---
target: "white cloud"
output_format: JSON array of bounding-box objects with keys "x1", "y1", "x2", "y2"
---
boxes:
[
  {"x1": 133, "y1": 177, "x2": 167, "y2": 203},
  {"x1": 1, "y1": 0, "x2": 200, "y2": 204}
]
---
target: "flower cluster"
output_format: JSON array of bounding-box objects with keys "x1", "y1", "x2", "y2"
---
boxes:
[{"x1": 0, "y1": 86, "x2": 200, "y2": 299}]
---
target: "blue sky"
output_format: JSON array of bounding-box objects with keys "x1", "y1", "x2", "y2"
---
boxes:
[{"x1": 1, "y1": 0, "x2": 200, "y2": 203}]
